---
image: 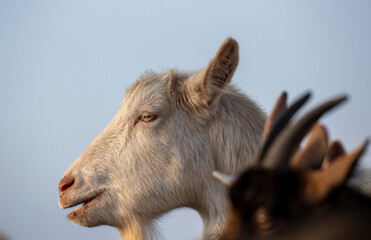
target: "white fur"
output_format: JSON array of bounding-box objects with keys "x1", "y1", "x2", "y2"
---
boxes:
[{"x1": 59, "y1": 38, "x2": 265, "y2": 239}]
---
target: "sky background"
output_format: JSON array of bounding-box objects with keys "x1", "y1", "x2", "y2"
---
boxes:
[{"x1": 1, "y1": 1, "x2": 371, "y2": 239}]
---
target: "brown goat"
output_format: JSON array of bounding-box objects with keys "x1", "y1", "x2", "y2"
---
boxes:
[{"x1": 220, "y1": 92, "x2": 370, "y2": 240}]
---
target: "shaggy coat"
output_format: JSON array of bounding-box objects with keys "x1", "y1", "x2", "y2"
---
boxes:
[{"x1": 59, "y1": 38, "x2": 265, "y2": 239}]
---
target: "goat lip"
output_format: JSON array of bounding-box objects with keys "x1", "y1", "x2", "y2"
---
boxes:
[
  {"x1": 67, "y1": 191, "x2": 105, "y2": 219},
  {"x1": 60, "y1": 189, "x2": 104, "y2": 210}
]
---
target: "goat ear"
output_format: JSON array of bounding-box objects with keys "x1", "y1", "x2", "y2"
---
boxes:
[
  {"x1": 185, "y1": 38, "x2": 239, "y2": 106},
  {"x1": 304, "y1": 140, "x2": 369, "y2": 203},
  {"x1": 322, "y1": 140, "x2": 345, "y2": 169},
  {"x1": 290, "y1": 125, "x2": 328, "y2": 170},
  {"x1": 212, "y1": 171, "x2": 235, "y2": 186}
]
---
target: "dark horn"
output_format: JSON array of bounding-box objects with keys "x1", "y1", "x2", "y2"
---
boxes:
[
  {"x1": 261, "y1": 91, "x2": 288, "y2": 146},
  {"x1": 258, "y1": 92, "x2": 311, "y2": 163},
  {"x1": 262, "y1": 95, "x2": 347, "y2": 170}
]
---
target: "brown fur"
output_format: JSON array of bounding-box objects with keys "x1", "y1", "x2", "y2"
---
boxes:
[{"x1": 222, "y1": 94, "x2": 371, "y2": 240}]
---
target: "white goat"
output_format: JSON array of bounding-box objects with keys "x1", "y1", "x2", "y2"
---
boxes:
[{"x1": 59, "y1": 38, "x2": 265, "y2": 240}]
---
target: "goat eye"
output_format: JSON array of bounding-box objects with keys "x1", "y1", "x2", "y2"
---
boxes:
[
  {"x1": 253, "y1": 207, "x2": 275, "y2": 230},
  {"x1": 140, "y1": 112, "x2": 156, "y2": 122}
]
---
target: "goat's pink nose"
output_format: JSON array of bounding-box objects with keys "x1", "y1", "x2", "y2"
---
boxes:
[{"x1": 59, "y1": 176, "x2": 75, "y2": 194}]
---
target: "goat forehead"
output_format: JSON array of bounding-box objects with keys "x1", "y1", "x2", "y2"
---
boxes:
[
  {"x1": 122, "y1": 74, "x2": 169, "y2": 113},
  {"x1": 121, "y1": 70, "x2": 193, "y2": 113}
]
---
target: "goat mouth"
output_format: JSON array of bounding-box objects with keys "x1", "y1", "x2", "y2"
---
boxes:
[{"x1": 65, "y1": 190, "x2": 105, "y2": 219}]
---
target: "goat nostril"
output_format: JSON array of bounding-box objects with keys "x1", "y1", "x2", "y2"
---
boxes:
[
  {"x1": 61, "y1": 181, "x2": 74, "y2": 192},
  {"x1": 59, "y1": 176, "x2": 75, "y2": 193}
]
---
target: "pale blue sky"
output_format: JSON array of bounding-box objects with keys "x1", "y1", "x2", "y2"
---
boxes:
[{"x1": 1, "y1": 1, "x2": 370, "y2": 239}]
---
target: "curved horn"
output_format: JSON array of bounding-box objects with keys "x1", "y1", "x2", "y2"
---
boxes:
[
  {"x1": 261, "y1": 92, "x2": 288, "y2": 146},
  {"x1": 258, "y1": 92, "x2": 311, "y2": 163},
  {"x1": 290, "y1": 124, "x2": 328, "y2": 170},
  {"x1": 262, "y1": 95, "x2": 347, "y2": 170}
]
